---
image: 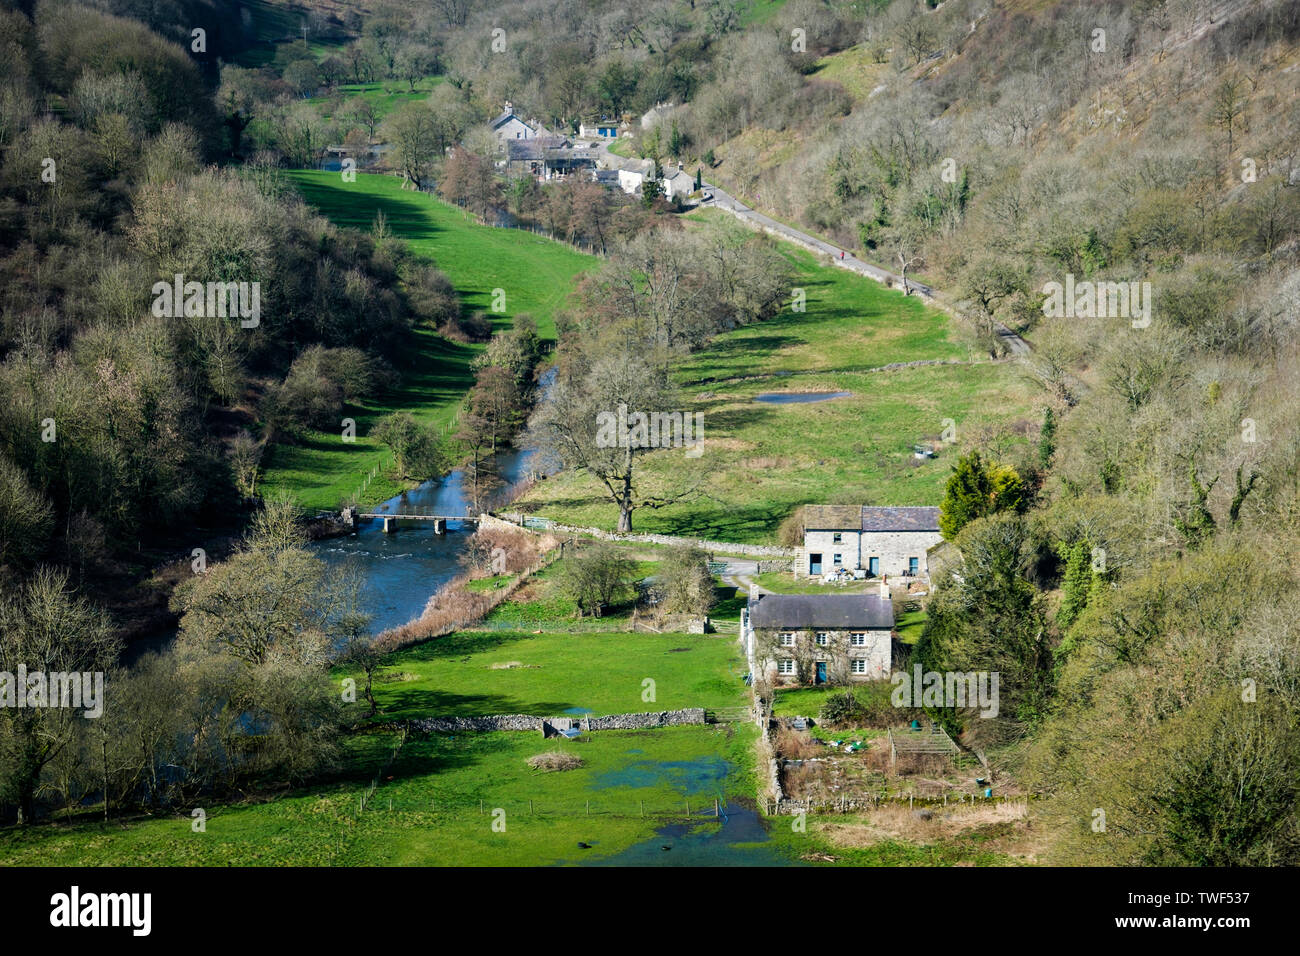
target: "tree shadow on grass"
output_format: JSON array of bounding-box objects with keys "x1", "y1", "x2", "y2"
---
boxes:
[{"x1": 376, "y1": 688, "x2": 571, "y2": 719}]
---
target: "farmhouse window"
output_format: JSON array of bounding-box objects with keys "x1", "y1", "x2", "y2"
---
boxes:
[
  {"x1": 832, "y1": 532, "x2": 842, "y2": 543},
  {"x1": 779, "y1": 632, "x2": 795, "y2": 646},
  {"x1": 815, "y1": 632, "x2": 829, "y2": 646},
  {"x1": 833, "y1": 553, "x2": 842, "y2": 566},
  {"x1": 851, "y1": 660, "x2": 867, "y2": 675},
  {"x1": 850, "y1": 632, "x2": 866, "y2": 646},
  {"x1": 778, "y1": 659, "x2": 796, "y2": 675}
]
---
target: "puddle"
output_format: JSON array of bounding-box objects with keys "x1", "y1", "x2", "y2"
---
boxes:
[
  {"x1": 754, "y1": 391, "x2": 851, "y2": 404},
  {"x1": 592, "y1": 757, "x2": 730, "y2": 795},
  {"x1": 580, "y1": 806, "x2": 794, "y2": 867}
]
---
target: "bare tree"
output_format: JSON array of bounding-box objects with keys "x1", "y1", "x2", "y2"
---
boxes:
[{"x1": 529, "y1": 349, "x2": 706, "y2": 532}]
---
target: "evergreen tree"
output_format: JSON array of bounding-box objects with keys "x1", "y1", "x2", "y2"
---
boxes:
[
  {"x1": 1038, "y1": 407, "x2": 1057, "y2": 470},
  {"x1": 939, "y1": 451, "x2": 1024, "y2": 540}
]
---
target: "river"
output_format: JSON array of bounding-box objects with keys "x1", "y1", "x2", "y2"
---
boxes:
[{"x1": 310, "y1": 443, "x2": 542, "y2": 635}]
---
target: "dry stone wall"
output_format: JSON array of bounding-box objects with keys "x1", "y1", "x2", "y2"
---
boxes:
[{"x1": 408, "y1": 708, "x2": 706, "y2": 733}]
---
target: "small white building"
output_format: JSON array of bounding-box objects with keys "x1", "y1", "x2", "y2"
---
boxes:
[
  {"x1": 617, "y1": 158, "x2": 656, "y2": 194},
  {"x1": 579, "y1": 121, "x2": 620, "y2": 138},
  {"x1": 801, "y1": 505, "x2": 943, "y2": 579}
]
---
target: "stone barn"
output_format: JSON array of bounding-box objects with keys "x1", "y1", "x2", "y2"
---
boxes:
[{"x1": 800, "y1": 505, "x2": 943, "y2": 579}]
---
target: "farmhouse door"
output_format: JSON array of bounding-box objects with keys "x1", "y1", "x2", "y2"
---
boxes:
[
  {"x1": 809, "y1": 553, "x2": 822, "y2": 575},
  {"x1": 815, "y1": 662, "x2": 828, "y2": 684},
  {"x1": 868, "y1": 556, "x2": 879, "y2": 577}
]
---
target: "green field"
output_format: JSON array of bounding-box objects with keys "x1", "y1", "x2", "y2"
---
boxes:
[
  {"x1": 347, "y1": 629, "x2": 748, "y2": 721},
  {"x1": 309, "y1": 78, "x2": 443, "y2": 122},
  {"x1": 260, "y1": 171, "x2": 594, "y2": 510},
  {"x1": 0, "y1": 726, "x2": 762, "y2": 866},
  {"x1": 810, "y1": 43, "x2": 891, "y2": 102},
  {"x1": 517, "y1": 226, "x2": 1034, "y2": 543}
]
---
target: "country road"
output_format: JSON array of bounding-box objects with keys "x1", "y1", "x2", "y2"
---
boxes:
[
  {"x1": 589, "y1": 138, "x2": 1030, "y2": 356},
  {"x1": 699, "y1": 180, "x2": 1031, "y2": 356}
]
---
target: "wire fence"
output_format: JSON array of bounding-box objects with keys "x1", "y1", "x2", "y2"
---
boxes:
[{"x1": 352, "y1": 793, "x2": 734, "y2": 820}]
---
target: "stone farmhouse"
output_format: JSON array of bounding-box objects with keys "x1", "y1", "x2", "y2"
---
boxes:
[
  {"x1": 662, "y1": 165, "x2": 695, "y2": 201},
  {"x1": 490, "y1": 102, "x2": 538, "y2": 144},
  {"x1": 505, "y1": 136, "x2": 596, "y2": 181},
  {"x1": 743, "y1": 589, "x2": 895, "y2": 686},
  {"x1": 801, "y1": 505, "x2": 943, "y2": 579}
]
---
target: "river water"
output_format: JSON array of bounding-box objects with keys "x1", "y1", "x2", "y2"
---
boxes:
[{"x1": 310, "y1": 444, "x2": 541, "y2": 635}]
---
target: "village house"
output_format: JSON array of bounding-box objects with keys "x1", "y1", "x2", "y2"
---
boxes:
[
  {"x1": 661, "y1": 165, "x2": 696, "y2": 202},
  {"x1": 616, "y1": 157, "x2": 657, "y2": 194},
  {"x1": 743, "y1": 589, "x2": 895, "y2": 686},
  {"x1": 505, "y1": 136, "x2": 596, "y2": 181},
  {"x1": 640, "y1": 101, "x2": 676, "y2": 130},
  {"x1": 491, "y1": 102, "x2": 537, "y2": 144},
  {"x1": 800, "y1": 505, "x2": 943, "y2": 579}
]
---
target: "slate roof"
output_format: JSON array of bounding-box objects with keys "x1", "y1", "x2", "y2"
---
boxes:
[
  {"x1": 506, "y1": 137, "x2": 578, "y2": 163},
  {"x1": 860, "y1": 506, "x2": 940, "y2": 532},
  {"x1": 803, "y1": 505, "x2": 861, "y2": 530},
  {"x1": 803, "y1": 505, "x2": 941, "y2": 533},
  {"x1": 749, "y1": 593, "x2": 894, "y2": 630}
]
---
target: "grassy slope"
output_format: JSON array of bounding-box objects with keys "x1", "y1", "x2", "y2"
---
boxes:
[
  {"x1": 517, "y1": 216, "x2": 1034, "y2": 542},
  {"x1": 347, "y1": 630, "x2": 747, "y2": 720},
  {"x1": 260, "y1": 172, "x2": 594, "y2": 510},
  {"x1": 810, "y1": 43, "x2": 890, "y2": 101}
]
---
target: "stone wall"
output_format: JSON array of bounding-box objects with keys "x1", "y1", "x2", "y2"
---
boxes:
[
  {"x1": 408, "y1": 707, "x2": 706, "y2": 734},
  {"x1": 546, "y1": 522, "x2": 794, "y2": 556},
  {"x1": 409, "y1": 714, "x2": 543, "y2": 733},
  {"x1": 587, "y1": 708, "x2": 706, "y2": 730},
  {"x1": 486, "y1": 512, "x2": 794, "y2": 557}
]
